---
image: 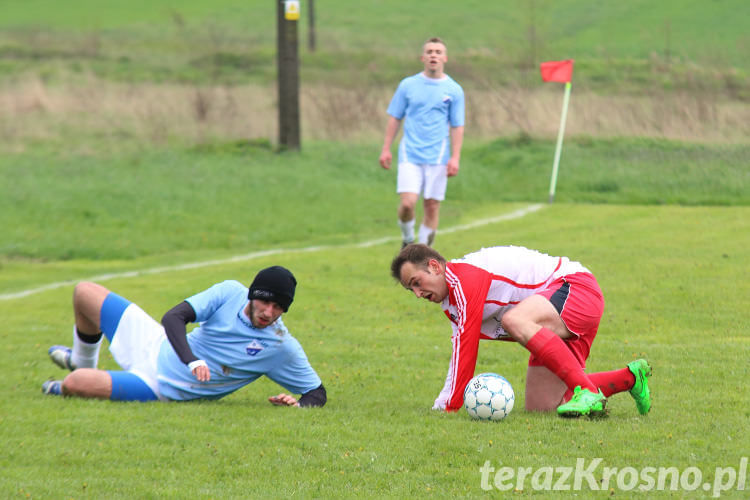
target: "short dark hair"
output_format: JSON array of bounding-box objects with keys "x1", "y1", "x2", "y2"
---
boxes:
[
  {"x1": 423, "y1": 37, "x2": 446, "y2": 48},
  {"x1": 390, "y1": 244, "x2": 447, "y2": 281}
]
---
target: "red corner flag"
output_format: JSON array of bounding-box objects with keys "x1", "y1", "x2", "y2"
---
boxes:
[{"x1": 540, "y1": 59, "x2": 574, "y2": 83}]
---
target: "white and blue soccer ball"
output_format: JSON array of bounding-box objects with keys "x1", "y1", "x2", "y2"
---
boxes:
[{"x1": 463, "y1": 373, "x2": 515, "y2": 421}]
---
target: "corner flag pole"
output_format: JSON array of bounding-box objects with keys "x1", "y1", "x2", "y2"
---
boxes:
[
  {"x1": 548, "y1": 81, "x2": 571, "y2": 203},
  {"x1": 539, "y1": 59, "x2": 574, "y2": 203}
]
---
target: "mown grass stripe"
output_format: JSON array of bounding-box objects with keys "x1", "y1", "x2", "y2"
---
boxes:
[{"x1": 0, "y1": 204, "x2": 543, "y2": 301}]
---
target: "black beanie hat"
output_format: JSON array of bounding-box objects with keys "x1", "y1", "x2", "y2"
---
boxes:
[{"x1": 247, "y1": 266, "x2": 297, "y2": 312}]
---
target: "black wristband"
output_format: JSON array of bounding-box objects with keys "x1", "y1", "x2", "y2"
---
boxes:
[{"x1": 298, "y1": 384, "x2": 327, "y2": 408}]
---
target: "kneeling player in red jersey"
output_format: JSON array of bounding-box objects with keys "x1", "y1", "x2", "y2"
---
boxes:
[{"x1": 391, "y1": 244, "x2": 651, "y2": 418}]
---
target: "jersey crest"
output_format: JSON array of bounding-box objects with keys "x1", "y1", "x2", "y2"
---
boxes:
[{"x1": 245, "y1": 339, "x2": 267, "y2": 356}]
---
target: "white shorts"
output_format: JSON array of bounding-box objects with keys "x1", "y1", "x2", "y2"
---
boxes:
[
  {"x1": 397, "y1": 161, "x2": 447, "y2": 201},
  {"x1": 107, "y1": 302, "x2": 167, "y2": 400}
]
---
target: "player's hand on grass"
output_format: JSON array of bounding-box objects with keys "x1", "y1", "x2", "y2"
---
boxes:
[{"x1": 268, "y1": 393, "x2": 300, "y2": 407}]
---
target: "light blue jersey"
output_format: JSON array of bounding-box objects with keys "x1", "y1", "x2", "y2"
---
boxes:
[
  {"x1": 387, "y1": 72, "x2": 465, "y2": 166},
  {"x1": 156, "y1": 280, "x2": 321, "y2": 401}
]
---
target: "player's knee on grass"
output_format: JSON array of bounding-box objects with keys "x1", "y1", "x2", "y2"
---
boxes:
[
  {"x1": 525, "y1": 366, "x2": 567, "y2": 411},
  {"x1": 524, "y1": 390, "x2": 566, "y2": 412},
  {"x1": 62, "y1": 368, "x2": 112, "y2": 399}
]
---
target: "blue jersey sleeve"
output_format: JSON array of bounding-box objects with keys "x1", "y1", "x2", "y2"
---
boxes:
[
  {"x1": 386, "y1": 78, "x2": 410, "y2": 120},
  {"x1": 185, "y1": 280, "x2": 245, "y2": 322},
  {"x1": 266, "y1": 336, "x2": 322, "y2": 395},
  {"x1": 449, "y1": 84, "x2": 465, "y2": 127}
]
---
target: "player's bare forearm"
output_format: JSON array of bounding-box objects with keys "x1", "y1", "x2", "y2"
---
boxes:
[
  {"x1": 380, "y1": 117, "x2": 402, "y2": 169},
  {"x1": 447, "y1": 125, "x2": 464, "y2": 177}
]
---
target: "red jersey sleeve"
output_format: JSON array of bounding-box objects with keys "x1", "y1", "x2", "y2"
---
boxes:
[{"x1": 443, "y1": 262, "x2": 492, "y2": 411}]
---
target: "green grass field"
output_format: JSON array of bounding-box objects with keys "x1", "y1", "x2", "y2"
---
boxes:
[
  {"x1": 1, "y1": 1, "x2": 749, "y2": 498},
  {"x1": 2, "y1": 204, "x2": 749, "y2": 497}
]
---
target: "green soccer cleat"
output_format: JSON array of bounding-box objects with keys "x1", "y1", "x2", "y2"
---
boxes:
[
  {"x1": 557, "y1": 386, "x2": 608, "y2": 418},
  {"x1": 627, "y1": 358, "x2": 652, "y2": 415}
]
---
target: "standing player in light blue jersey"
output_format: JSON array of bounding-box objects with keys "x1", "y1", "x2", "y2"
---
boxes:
[
  {"x1": 379, "y1": 37, "x2": 465, "y2": 248},
  {"x1": 42, "y1": 266, "x2": 327, "y2": 408}
]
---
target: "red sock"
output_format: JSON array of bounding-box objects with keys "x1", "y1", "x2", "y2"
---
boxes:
[
  {"x1": 525, "y1": 328, "x2": 597, "y2": 393},
  {"x1": 562, "y1": 368, "x2": 635, "y2": 400},
  {"x1": 590, "y1": 368, "x2": 635, "y2": 397}
]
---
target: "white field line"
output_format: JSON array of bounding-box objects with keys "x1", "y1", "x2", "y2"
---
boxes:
[{"x1": 1, "y1": 204, "x2": 543, "y2": 301}]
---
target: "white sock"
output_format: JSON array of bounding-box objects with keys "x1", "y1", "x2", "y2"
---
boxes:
[
  {"x1": 418, "y1": 224, "x2": 436, "y2": 246},
  {"x1": 399, "y1": 219, "x2": 415, "y2": 243},
  {"x1": 71, "y1": 326, "x2": 102, "y2": 369}
]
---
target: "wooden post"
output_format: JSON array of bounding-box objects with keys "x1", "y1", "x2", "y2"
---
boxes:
[
  {"x1": 308, "y1": 0, "x2": 316, "y2": 51},
  {"x1": 277, "y1": 0, "x2": 300, "y2": 150}
]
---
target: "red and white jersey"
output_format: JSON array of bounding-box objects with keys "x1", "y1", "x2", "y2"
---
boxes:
[{"x1": 434, "y1": 245, "x2": 589, "y2": 411}]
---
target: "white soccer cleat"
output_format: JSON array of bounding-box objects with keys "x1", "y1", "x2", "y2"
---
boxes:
[
  {"x1": 42, "y1": 380, "x2": 63, "y2": 396},
  {"x1": 48, "y1": 345, "x2": 76, "y2": 371}
]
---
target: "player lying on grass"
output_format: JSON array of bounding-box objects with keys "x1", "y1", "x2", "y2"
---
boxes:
[
  {"x1": 42, "y1": 266, "x2": 326, "y2": 407},
  {"x1": 391, "y1": 244, "x2": 651, "y2": 418}
]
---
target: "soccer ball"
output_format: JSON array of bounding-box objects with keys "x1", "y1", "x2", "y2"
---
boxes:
[{"x1": 463, "y1": 373, "x2": 515, "y2": 421}]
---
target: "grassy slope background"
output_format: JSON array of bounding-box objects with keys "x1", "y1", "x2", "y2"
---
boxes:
[
  {"x1": 2, "y1": 0, "x2": 748, "y2": 80},
  {"x1": 1, "y1": 0, "x2": 749, "y2": 497},
  {"x1": 1, "y1": 0, "x2": 749, "y2": 147}
]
